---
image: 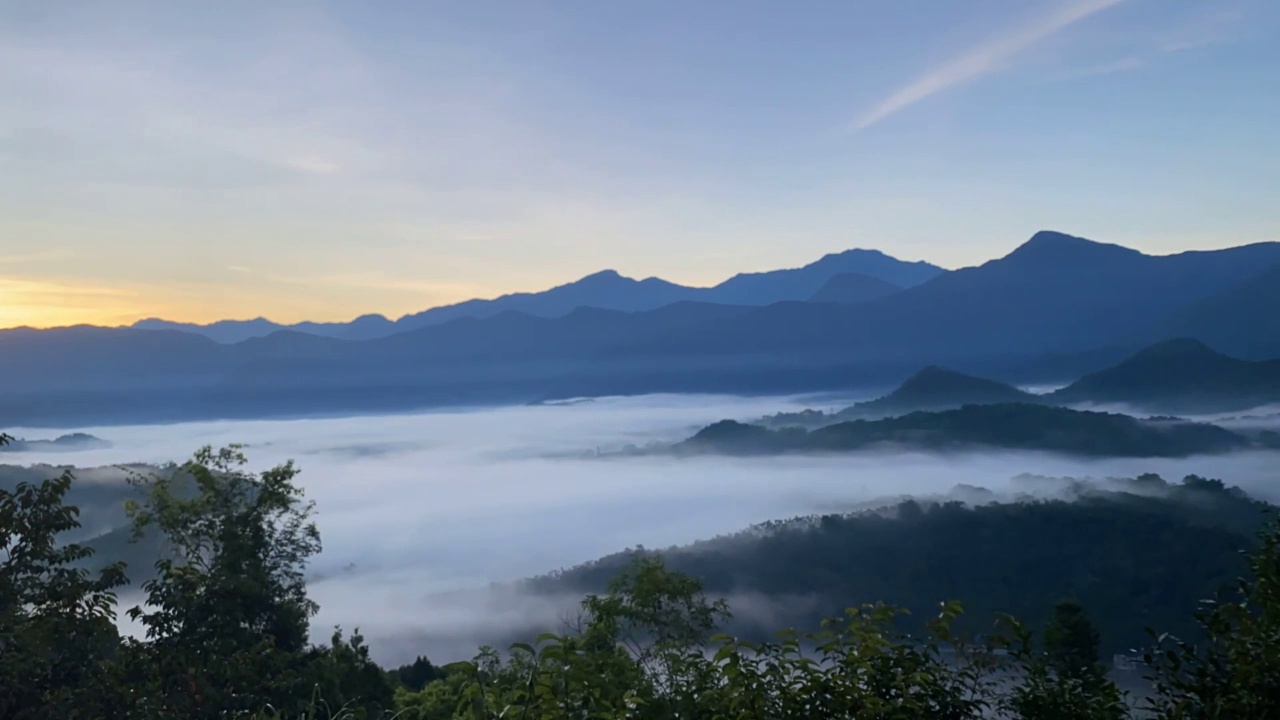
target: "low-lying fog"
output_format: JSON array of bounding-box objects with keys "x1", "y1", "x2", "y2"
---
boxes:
[{"x1": 8, "y1": 393, "x2": 1280, "y2": 664}]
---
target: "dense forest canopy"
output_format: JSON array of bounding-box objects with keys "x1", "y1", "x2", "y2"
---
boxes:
[{"x1": 526, "y1": 473, "x2": 1271, "y2": 655}]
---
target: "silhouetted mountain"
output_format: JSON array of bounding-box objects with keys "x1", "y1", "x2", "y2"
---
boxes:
[
  {"x1": 0, "y1": 433, "x2": 110, "y2": 452},
  {"x1": 10, "y1": 232, "x2": 1280, "y2": 426},
  {"x1": 132, "y1": 314, "x2": 395, "y2": 343},
  {"x1": 857, "y1": 366, "x2": 1038, "y2": 413},
  {"x1": 1050, "y1": 338, "x2": 1280, "y2": 413},
  {"x1": 129, "y1": 249, "x2": 944, "y2": 342},
  {"x1": 394, "y1": 270, "x2": 699, "y2": 332},
  {"x1": 644, "y1": 231, "x2": 1280, "y2": 362},
  {"x1": 764, "y1": 366, "x2": 1040, "y2": 428},
  {"x1": 807, "y1": 273, "x2": 902, "y2": 304},
  {"x1": 1156, "y1": 262, "x2": 1280, "y2": 360},
  {"x1": 0, "y1": 326, "x2": 225, "y2": 394},
  {"x1": 681, "y1": 404, "x2": 1252, "y2": 458},
  {"x1": 706, "y1": 249, "x2": 939, "y2": 305},
  {"x1": 294, "y1": 314, "x2": 397, "y2": 341},
  {"x1": 132, "y1": 317, "x2": 287, "y2": 344}
]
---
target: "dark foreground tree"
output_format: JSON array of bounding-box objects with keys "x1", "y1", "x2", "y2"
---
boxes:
[
  {"x1": 1001, "y1": 600, "x2": 1128, "y2": 720},
  {"x1": 0, "y1": 433, "x2": 128, "y2": 719},
  {"x1": 1046, "y1": 599, "x2": 1104, "y2": 680},
  {"x1": 118, "y1": 444, "x2": 392, "y2": 718},
  {"x1": 1146, "y1": 518, "x2": 1280, "y2": 719}
]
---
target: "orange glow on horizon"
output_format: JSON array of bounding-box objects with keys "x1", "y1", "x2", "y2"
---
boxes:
[{"x1": 0, "y1": 274, "x2": 502, "y2": 330}]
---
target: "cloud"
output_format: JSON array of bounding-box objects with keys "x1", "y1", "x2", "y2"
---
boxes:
[
  {"x1": 855, "y1": 0, "x2": 1131, "y2": 129},
  {"x1": 1059, "y1": 55, "x2": 1146, "y2": 80},
  {"x1": 13, "y1": 392, "x2": 1280, "y2": 664},
  {"x1": 285, "y1": 156, "x2": 342, "y2": 175},
  {"x1": 1159, "y1": 8, "x2": 1244, "y2": 53}
]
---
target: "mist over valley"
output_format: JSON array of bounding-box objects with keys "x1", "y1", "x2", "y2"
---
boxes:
[{"x1": 9, "y1": 390, "x2": 1280, "y2": 666}]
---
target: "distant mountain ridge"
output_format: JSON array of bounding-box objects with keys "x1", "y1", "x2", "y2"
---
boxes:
[
  {"x1": 1049, "y1": 338, "x2": 1280, "y2": 412},
  {"x1": 0, "y1": 433, "x2": 110, "y2": 452},
  {"x1": 1156, "y1": 261, "x2": 1280, "y2": 360},
  {"x1": 763, "y1": 366, "x2": 1038, "y2": 428},
  {"x1": 640, "y1": 231, "x2": 1280, "y2": 363},
  {"x1": 681, "y1": 404, "x2": 1255, "y2": 458},
  {"x1": 5, "y1": 230, "x2": 1280, "y2": 427},
  {"x1": 807, "y1": 273, "x2": 902, "y2": 304},
  {"x1": 129, "y1": 248, "x2": 944, "y2": 343},
  {"x1": 763, "y1": 339, "x2": 1280, "y2": 427}
]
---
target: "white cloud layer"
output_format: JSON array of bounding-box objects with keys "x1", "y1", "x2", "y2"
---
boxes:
[{"x1": 11, "y1": 393, "x2": 1280, "y2": 663}]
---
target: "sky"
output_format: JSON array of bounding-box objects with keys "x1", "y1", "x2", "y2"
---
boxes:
[{"x1": 3, "y1": 0, "x2": 1279, "y2": 328}]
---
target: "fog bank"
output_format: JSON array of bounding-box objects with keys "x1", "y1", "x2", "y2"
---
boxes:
[{"x1": 11, "y1": 393, "x2": 1280, "y2": 664}]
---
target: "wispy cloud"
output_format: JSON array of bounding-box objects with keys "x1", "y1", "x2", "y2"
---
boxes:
[
  {"x1": 0, "y1": 249, "x2": 75, "y2": 265},
  {"x1": 1159, "y1": 9, "x2": 1243, "y2": 53},
  {"x1": 1060, "y1": 55, "x2": 1146, "y2": 80},
  {"x1": 1055, "y1": 7, "x2": 1247, "y2": 82},
  {"x1": 855, "y1": 0, "x2": 1131, "y2": 129}
]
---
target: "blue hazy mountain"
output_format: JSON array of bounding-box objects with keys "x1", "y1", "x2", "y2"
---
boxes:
[
  {"x1": 640, "y1": 231, "x2": 1280, "y2": 362},
  {"x1": 1154, "y1": 261, "x2": 1280, "y2": 361},
  {"x1": 680, "y1": 404, "x2": 1253, "y2": 458},
  {"x1": 0, "y1": 432, "x2": 110, "y2": 452},
  {"x1": 701, "y1": 249, "x2": 936, "y2": 305},
  {"x1": 130, "y1": 248, "x2": 944, "y2": 343},
  {"x1": 763, "y1": 366, "x2": 1041, "y2": 428},
  {"x1": 1048, "y1": 338, "x2": 1280, "y2": 413},
  {"x1": 7, "y1": 231, "x2": 1280, "y2": 426},
  {"x1": 806, "y1": 273, "x2": 903, "y2": 304}
]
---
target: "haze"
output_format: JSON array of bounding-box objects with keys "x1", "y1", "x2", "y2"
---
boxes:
[{"x1": 11, "y1": 393, "x2": 1280, "y2": 664}]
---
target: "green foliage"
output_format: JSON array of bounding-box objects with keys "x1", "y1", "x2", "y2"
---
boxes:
[
  {"x1": 391, "y1": 655, "x2": 448, "y2": 692},
  {"x1": 1045, "y1": 599, "x2": 1104, "y2": 680},
  {"x1": 1144, "y1": 518, "x2": 1280, "y2": 719},
  {"x1": 0, "y1": 431, "x2": 129, "y2": 719},
  {"x1": 534, "y1": 475, "x2": 1268, "y2": 655},
  {"x1": 417, "y1": 558, "x2": 995, "y2": 720},
  {"x1": 117, "y1": 445, "x2": 326, "y2": 717},
  {"x1": 999, "y1": 602, "x2": 1129, "y2": 720}
]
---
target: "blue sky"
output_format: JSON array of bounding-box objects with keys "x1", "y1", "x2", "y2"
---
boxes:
[{"x1": 2, "y1": 0, "x2": 1278, "y2": 327}]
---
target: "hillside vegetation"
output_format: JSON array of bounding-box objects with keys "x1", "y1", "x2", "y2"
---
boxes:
[{"x1": 686, "y1": 404, "x2": 1261, "y2": 458}]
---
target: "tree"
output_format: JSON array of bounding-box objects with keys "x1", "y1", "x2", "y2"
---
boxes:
[
  {"x1": 0, "y1": 433, "x2": 128, "y2": 719},
  {"x1": 119, "y1": 444, "x2": 323, "y2": 718},
  {"x1": 1046, "y1": 598, "x2": 1103, "y2": 680},
  {"x1": 1001, "y1": 600, "x2": 1128, "y2": 720},
  {"x1": 391, "y1": 655, "x2": 447, "y2": 691},
  {"x1": 1147, "y1": 518, "x2": 1280, "y2": 719}
]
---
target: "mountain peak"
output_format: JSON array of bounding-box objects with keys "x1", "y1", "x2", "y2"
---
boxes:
[
  {"x1": 574, "y1": 269, "x2": 629, "y2": 285},
  {"x1": 808, "y1": 273, "x2": 902, "y2": 304},
  {"x1": 874, "y1": 365, "x2": 1032, "y2": 407},
  {"x1": 1003, "y1": 230, "x2": 1143, "y2": 266},
  {"x1": 1131, "y1": 337, "x2": 1219, "y2": 361}
]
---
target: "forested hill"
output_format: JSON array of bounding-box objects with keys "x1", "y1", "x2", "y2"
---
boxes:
[
  {"x1": 763, "y1": 366, "x2": 1039, "y2": 427},
  {"x1": 684, "y1": 403, "x2": 1262, "y2": 458},
  {"x1": 525, "y1": 474, "x2": 1272, "y2": 654}
]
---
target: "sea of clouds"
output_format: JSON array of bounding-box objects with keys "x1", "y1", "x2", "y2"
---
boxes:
[{"x1": 7, "y1": 393, "x2": 1280, "y2": 663}]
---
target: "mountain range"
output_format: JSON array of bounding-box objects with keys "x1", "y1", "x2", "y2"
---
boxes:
[
  {"x1": 132, "y1": 249, "x2": 944, "y2": 343},
  {"x1": 4, "y1": 230, "x2": 1279, "y2": 426},
  {"x1": 764, "y1": 339, "x2": 1280, "y2": 428}
]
